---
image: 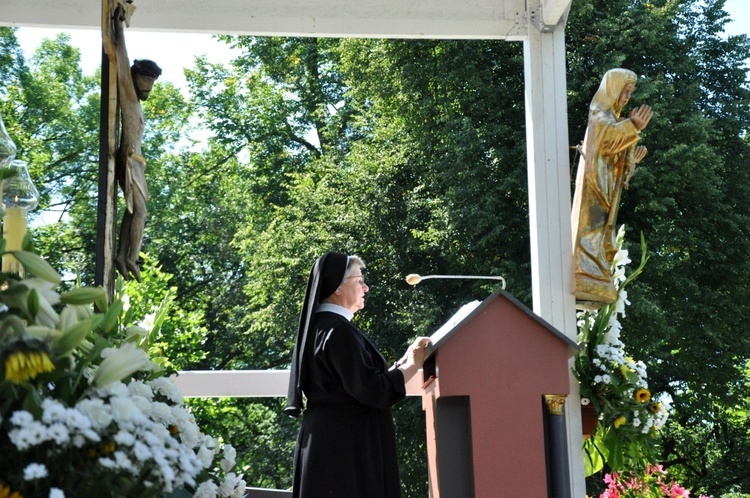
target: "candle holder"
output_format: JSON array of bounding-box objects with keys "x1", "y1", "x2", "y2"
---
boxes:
[
  {"x1": 2, "y1": 160, "x2": 39, "y2": 275},
  {"x1": 0, "y1": 109, "x2": 16, "y2": 169}
]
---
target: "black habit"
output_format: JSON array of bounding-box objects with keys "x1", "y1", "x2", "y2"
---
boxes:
[{"x1": 286, "y1": 252, "x2": 406, "y2": 498}]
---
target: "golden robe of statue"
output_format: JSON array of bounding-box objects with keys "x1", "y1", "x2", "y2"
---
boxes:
[{"x1": 571, "y1": 68, "x2": 652, "y2": 308}]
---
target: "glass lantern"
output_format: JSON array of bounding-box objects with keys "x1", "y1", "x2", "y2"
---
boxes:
[
  {"x1": 0, "y1": 109, "x2": 16, "y2": 169},
  {"x1": 2, "y1": 160, "x2": 39, "y2": 275}
]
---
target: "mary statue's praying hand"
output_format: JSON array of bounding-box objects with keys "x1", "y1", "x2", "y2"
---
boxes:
[{"x1": 571, "y1": 68, "x2": 653, "y2": 309}]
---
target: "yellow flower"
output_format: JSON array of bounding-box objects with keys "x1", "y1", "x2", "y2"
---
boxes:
[
  {"x1": 634, "y1": 388, "x2": 651, "y2": 403},
  {"x1": 614, "y1": 415, "x2": 627, "y2": 428},
  {"x1": 0, "y1": 483, "x2": 23, "y2": 498},
  {"x1": 86, "y1": 440, "x2": 116, "y2": 459},
  {"x1": 3, "y1": 350, "x2": 55, "y2": 384},
  {"x1": 649, "y1": 402, "x2": 663, "y2": 413}
]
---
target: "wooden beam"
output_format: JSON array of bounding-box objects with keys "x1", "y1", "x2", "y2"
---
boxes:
[
  {"x1": 94, "y1": 0, "x2": 117, "y2": 296},
  {"x1": 3, "y1": 0, "x2": 529, "y2": 39},
  {"x1": 171, "y1": 370, "x2": 425, "y2": 397},
  {"x1": 171, "y1": 370, "x2": 291, "y2": 398},
  {"x1": 542, "y1": 0, "x2": 572, "y2": 28}
]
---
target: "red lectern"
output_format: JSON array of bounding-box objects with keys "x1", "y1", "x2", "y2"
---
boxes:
[{"x1": 412, "y1": 287, "x2": 578, "y2": 498}]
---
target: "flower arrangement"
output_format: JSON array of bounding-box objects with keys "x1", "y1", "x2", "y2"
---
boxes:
[
  {"x1": 573, "y1": 226, "x2": 670, "y2": 474},
  {"x1": 0, "y1": 244, "x2": 246, "y2": 497},
  {"x1": 597, "y1": 463, "x2": 710, "y2": 498}
]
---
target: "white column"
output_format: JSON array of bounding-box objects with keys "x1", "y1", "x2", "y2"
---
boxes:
[{"x1": 523, "y1": 10, "x2": 586, "y2": 498}]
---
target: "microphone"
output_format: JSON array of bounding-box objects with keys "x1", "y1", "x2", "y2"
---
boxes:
[{"x1": 405, "y1": 273, "x2": 506, "y2": 289}]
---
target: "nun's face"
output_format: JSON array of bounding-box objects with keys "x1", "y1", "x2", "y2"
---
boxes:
[{"x1": 335, "y1": 271, "x2": 369, "y2": 313}]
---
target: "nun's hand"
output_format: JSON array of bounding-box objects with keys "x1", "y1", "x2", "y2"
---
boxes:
[{"x1": 397, "y1": 337, "x2": 432, "y2": 370}]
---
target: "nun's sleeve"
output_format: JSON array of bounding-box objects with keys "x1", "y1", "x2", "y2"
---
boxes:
[{"x1": 320, "y1": 325, "x2": 406, "y2": 409}]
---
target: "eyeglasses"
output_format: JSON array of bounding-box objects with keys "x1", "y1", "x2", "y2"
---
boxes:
[{"x1": 346, "y1": 275, "x2": 367, "y2": 287}]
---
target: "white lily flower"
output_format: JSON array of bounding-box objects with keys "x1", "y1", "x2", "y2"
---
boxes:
[
  {"x1": 613, "y1": 247, "x2": 631, "y2": 268},
  {"x1": 93, "y1": 342, "x2": 151, "y2": 387},
  {"x1": 12, "y1": 278, "x2": 61, "y2": 328}
]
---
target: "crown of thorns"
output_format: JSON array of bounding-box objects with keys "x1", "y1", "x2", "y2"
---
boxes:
[{"x1": 132, "y1": 59, "x2": 162, "y2": 78}]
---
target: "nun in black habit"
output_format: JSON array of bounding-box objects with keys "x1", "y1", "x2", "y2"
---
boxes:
[{"x1": 286, "y1": 252, "x2": 430, "y2": 498}]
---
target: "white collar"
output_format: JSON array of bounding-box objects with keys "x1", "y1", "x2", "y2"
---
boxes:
[{"x1": 317, "y1": 303, "x2": 353, "y2": 321}]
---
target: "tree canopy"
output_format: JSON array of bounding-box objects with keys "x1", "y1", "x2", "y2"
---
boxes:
[{"x1": 1, "y1": 0, "x2": 749, "y2": 494}]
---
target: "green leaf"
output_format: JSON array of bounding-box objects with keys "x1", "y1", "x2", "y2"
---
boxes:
[
  {"x1": 26, "y1": 287, "x2": 39, "y2": 318},
  {"x1": 583, "y1": 436, "x2": 606, "y2": 476},
  {"x1": 12, "y1": 251, "x2": 62, "y2": 284},
  {"x1": 60, "y1": 286, "x2": 108, "y2": 306},
  {"x1": 98, "y1": 299, "x2": 123, "y2": 335},
  {"x1": 55, "y1": 318, "x2": 92, "y2": 357}
]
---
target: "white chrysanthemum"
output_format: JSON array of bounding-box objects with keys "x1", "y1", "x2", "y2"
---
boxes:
[
  {"x1": 132, "y1": 440, "x2": 152, "y2": 461},
  {"x1": 10, "y1": 410, "x2": 34, "y2": 426},
  {"x1": 202, "y1": 435, "x2": 219, "y2": 453},
  {"x1": 171, "y1": 407, "x2": 199, "y2": 443},
  {"x1": 220, "y1": 444, "x2": 237, "y2": 472},
  {"x1": 76, "y1": 398, "x2": 113, "y2": 430},
  {"x1": 49, "y1": 487, "x2": 65, "y2": 498},
  {"x1": 24, "y1": 462, "x2": 48, "y2": 480},
  {"x1": 47, "y1": 423, "x2": 71, "y2": 444},
  {"x1": 115, "y1": 429, "x2": 137, "y2": 446},
  {"x1": 128, "y1": 379, "x2": 154, "y2": 399},
  {"x1": 219, "y1": 472, "x2": 247, "y2": 498},
  {"x1": 150, "y1": 401, "x2": 174, "y2": 425},
  {"x1": 41, "y1": 399, "x2": 68, "y2": 424},
  {"x1": 110, "y1": 395, "x2": 146, "y2": 428},
  {"x1": 197, "y1": 443, "x2": 215, "y2": 468},
  {"x1": 113, "y1": 450, "x2": 138, "y2": 474},
  {"x1": 130, "y1": 394, "x2": 152, "y2": 415},
  {"x1": 194, "y1": 480, "x2": 219, "y2": 498},
  {"x1": 154, "y1": 452, "x2": 177, "y2": 492},
  {"x1": 9, "y1": 420, "x2": 46, "y2": 450},
  {"x1": 96, "y1": 381, "x2": 131, "y2": 399},
  {"x1": 151, "y1": 377, "x2": 184, "y2": 405}
]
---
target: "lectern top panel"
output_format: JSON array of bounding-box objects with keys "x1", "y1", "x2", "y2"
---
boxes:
[{"x1": 429, "y1": 300, "x2": 481, "y2": 345}]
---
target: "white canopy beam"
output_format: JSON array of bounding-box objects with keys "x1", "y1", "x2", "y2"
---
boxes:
[
  {"x1": 522, "y1": 2, "x2": 583, "y2": 497},
  {"x1": 1, "y1": 0, "x2": 573, "y2": 40}
]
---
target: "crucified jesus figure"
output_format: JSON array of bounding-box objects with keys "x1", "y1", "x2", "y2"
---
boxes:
[{"x1": 103, "y1": 1, "x2": 161, "y2": 282}]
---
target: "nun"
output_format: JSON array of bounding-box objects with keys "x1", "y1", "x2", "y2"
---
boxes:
[{"x1": 286, "y1": 251, "x2": 430, "y2": 498}]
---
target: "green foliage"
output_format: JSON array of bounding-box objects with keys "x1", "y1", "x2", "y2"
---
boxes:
[{"x1": 3, "y1": 0, "x2": 750, "y2": 493}]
